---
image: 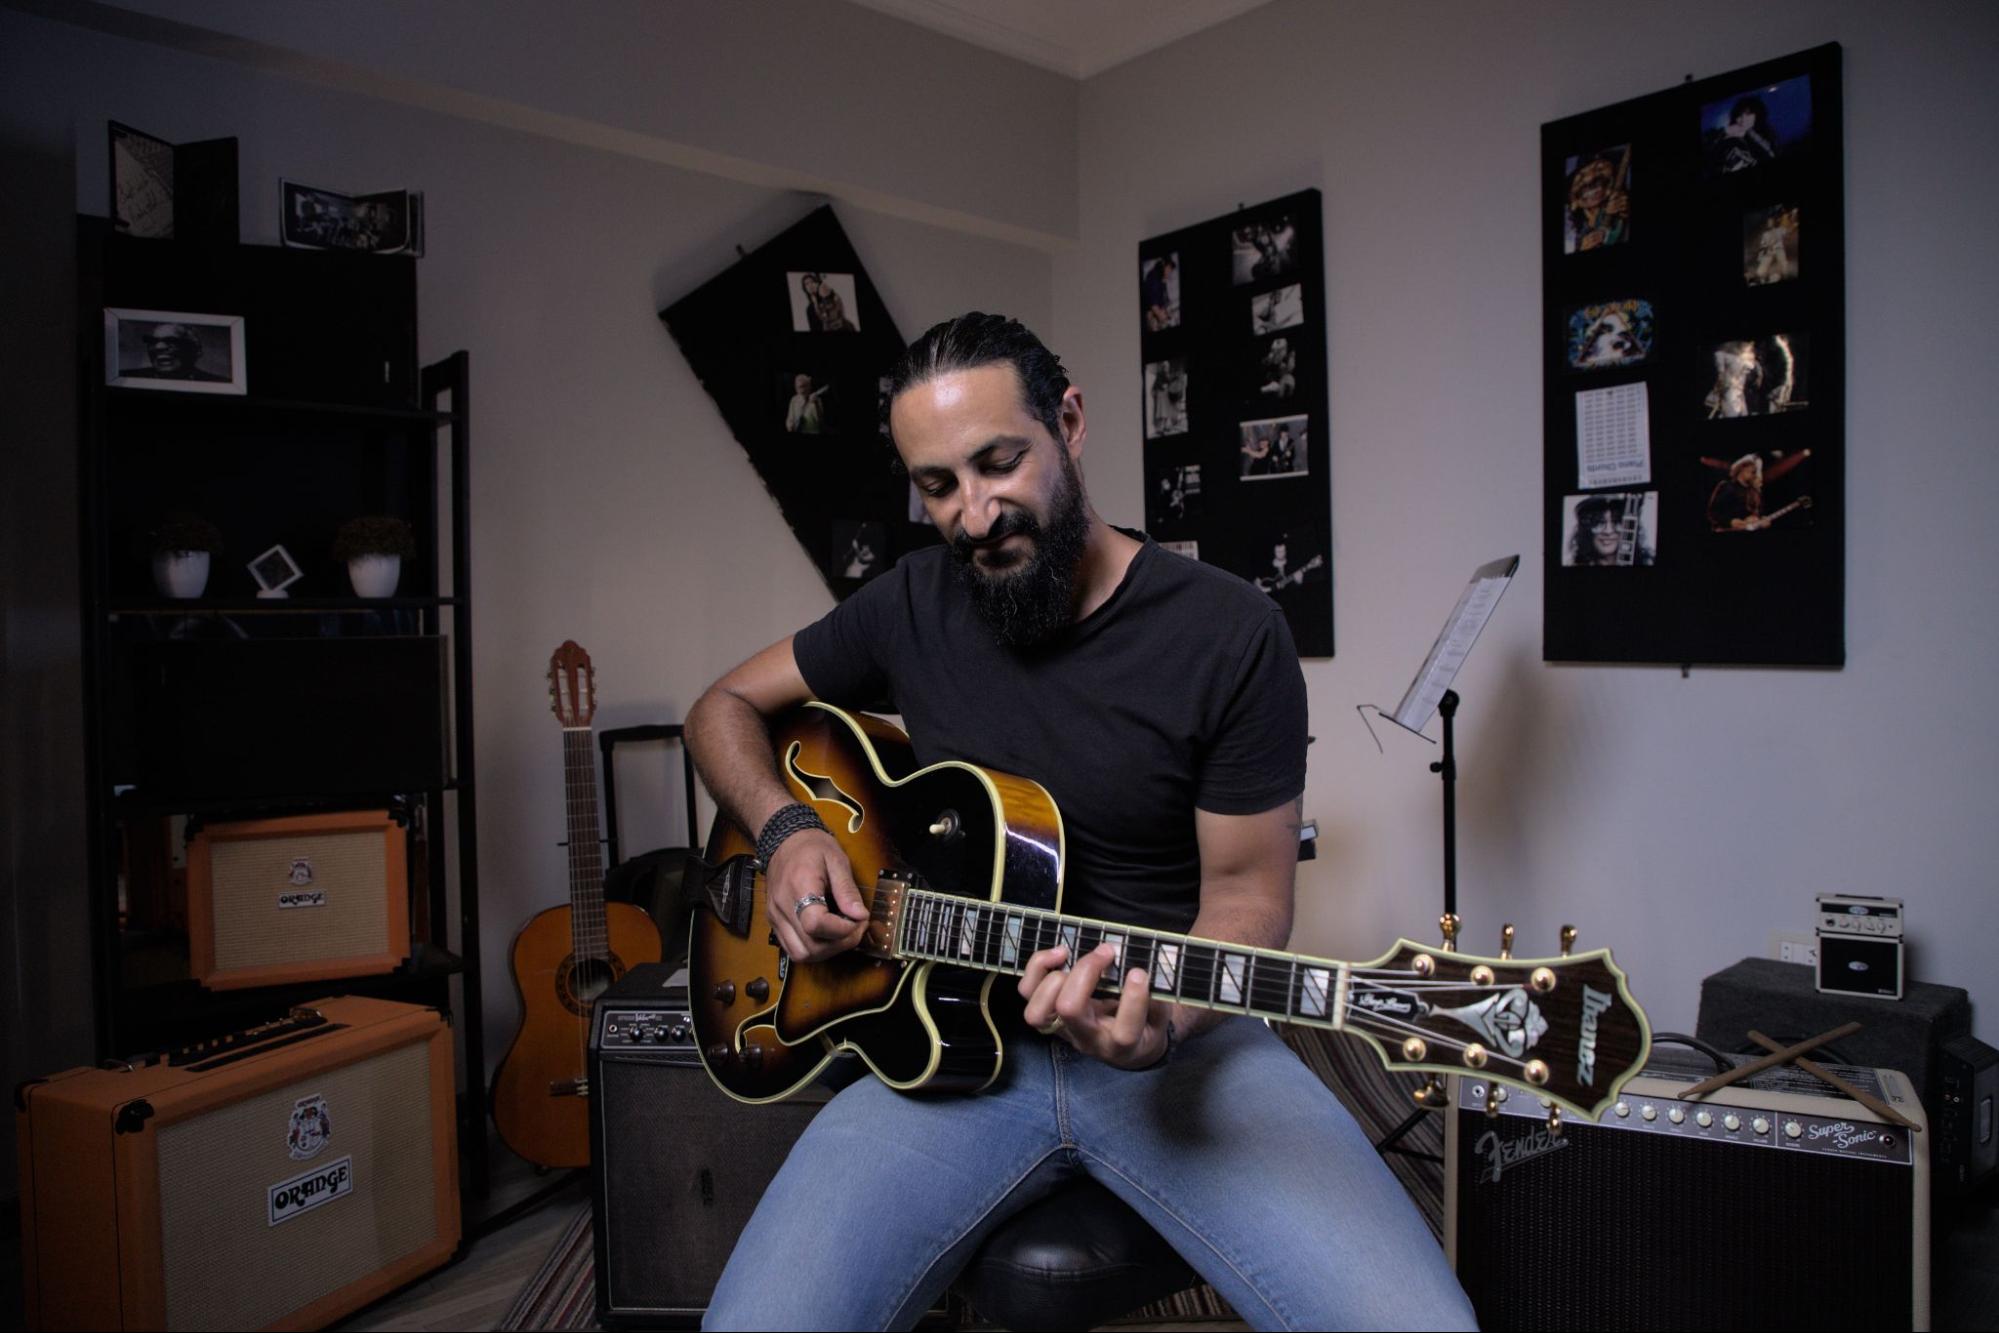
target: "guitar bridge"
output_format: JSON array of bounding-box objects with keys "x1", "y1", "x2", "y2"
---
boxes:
[
  {"x1": 549, "y1": 1078, "x2": 589, "y2": 1097},
  {"x1": 866, "y1": 870, "x2": 913, "y2": 959}
]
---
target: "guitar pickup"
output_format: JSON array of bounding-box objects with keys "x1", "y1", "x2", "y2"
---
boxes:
[{"x1": 694, "y1": 854, "x2": 759, "y2": 938}]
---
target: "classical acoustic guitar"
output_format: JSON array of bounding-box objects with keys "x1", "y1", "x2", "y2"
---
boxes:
[
  {"x1": 689, "y1": 702, "x2": 1651, "y2": 1128},
  {"x1": 493, "y1": 641, "x2": 662, "y2": 1169}
]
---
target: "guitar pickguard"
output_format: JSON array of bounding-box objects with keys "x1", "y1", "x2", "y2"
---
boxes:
[{"x1": 784, "y1": 742, "x2": 866, "y2": 833}]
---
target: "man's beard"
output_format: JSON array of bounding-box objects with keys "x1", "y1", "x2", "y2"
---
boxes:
[{"x1": 948, "y1": 454, "x2": 1091, "y2": 650}]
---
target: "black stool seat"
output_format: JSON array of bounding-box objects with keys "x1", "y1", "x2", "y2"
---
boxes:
[{"x1": 952, "y1": 1179, "x2": 1196, "y2": 1331}]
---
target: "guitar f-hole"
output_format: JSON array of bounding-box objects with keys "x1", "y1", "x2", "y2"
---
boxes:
[{"x1": 784, "y1": 742, "x2": 865, "y2": 832}]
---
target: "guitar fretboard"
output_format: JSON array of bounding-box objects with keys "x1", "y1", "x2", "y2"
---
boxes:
[
  {"x1": 893, "y1": 888, "x2": 1351, "y2": 1029},
  {"x1": 561, "y1": 727, "x2": 608, "y2": 963}
]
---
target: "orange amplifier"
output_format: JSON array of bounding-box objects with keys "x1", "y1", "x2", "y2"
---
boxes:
[
  {"x1": 187, "y1": 810, "x2": 410, "y2": 990},
  {"x1": 17, "y1": 995, "x2": 460, "y2": 1331}
]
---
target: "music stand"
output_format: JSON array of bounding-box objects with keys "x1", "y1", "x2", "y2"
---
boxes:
[{"x1": 1371, "y1": 555, "x2": 1517, "y2": 1157}]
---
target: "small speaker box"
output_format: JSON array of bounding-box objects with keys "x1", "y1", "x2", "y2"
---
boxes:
[
  {"x1": 589, "y1": 964, "x2": 830, "y2": 1327},
  {"x1": 16, "y1": 995, "x2": 459, "y2": 1330},
  {"x1": 187, "y1": 810, "x2": 410, "y2": 990},
  {"x1": 1817, "y1": 932, "x2": 1904, "y2": 998}
]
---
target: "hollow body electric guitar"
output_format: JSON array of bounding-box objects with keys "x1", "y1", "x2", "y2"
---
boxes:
[
  {"x1": 492, "y1": 641, "x2": 661, "y2": 1168},
  {"x1": 690, "y1": 703, "x2": 1651, "y2": 1124}
]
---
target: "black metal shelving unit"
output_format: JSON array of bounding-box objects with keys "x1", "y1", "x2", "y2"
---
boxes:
[{"x1": 74, "y1": 218, "x2": 488, "y2": 1194}]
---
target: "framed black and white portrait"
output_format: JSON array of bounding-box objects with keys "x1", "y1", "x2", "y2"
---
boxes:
[{"x1": 104, "y1": 308, "x2": 246, "y2": 395}]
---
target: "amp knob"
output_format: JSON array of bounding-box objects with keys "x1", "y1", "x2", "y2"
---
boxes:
[{"x1": 1784, "y1": 1120, "x2": 1803, "y2": 1139}]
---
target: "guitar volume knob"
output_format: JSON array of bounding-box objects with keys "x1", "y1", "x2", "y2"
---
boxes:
[{"x1": 713, "y1": 981, "x2": 735, "y2": 1003}]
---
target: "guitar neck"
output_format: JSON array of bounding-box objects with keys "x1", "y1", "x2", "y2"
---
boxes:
[
  {"x1": 561, "y1": 727, "x2": 609, "y2": 961},
  {"x1": 893, "y1": 888, "x2": 1352, "y2": 1030}
]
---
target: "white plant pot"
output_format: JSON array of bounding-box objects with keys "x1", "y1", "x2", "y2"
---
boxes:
[
  {"x1": 152, "y1": 550, "x2": 211, "y2": 599},
  {"x1": 347, "y1": 554, "x2": 402, "y2": 598}
]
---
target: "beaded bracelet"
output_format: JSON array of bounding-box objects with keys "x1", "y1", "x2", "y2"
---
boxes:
[{"x1": 755, "y1": 802, "x2": 828, "y2": 870}]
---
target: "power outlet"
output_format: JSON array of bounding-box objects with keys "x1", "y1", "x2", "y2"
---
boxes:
[{"x1": 1771, "y1": 931, "x2": 1819, "y2": 966}]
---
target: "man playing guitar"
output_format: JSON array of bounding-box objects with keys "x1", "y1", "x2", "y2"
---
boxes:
[{"x1": 685, "y1": 314, "x2": 1474, "y2": 1330}]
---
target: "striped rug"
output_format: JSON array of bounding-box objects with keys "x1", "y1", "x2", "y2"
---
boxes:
[{"x1": 498, "y1": 1027, "x2": 1444, "y2": 1330}]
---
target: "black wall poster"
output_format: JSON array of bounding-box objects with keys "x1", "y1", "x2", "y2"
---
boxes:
[
  {"x1": 661, "y1": 206, "x2": 938, "y2": 600},
  {"x1": 1542, "y1": 44, "x2": 1844, "y2": 666},
  {"x1": 1140, "y1": 189, "x2": 1333, "y2": 657}
]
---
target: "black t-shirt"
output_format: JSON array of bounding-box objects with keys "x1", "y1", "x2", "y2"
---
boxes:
[{"x1": 792, "y1": 531, "x2": 1308, "y2": 933}]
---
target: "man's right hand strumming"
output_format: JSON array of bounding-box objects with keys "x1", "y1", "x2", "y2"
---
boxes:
[{"x1": 764, "y1": 826, "x2": 869, "y2": 962}]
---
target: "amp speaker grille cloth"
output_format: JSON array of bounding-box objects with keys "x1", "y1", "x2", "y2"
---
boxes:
[
  {"x1": 1455, "y1": 1119, "x2": 1912, "y2": 1331},
  {"x1": 595, "y1": 1057, "x2": 821, "y2": 1314},
  {"x1": 155, "y1": 1040, "x2": 435, "y2": 1330},
  {"x1": 210, "y1": 830, "x2": 390, "y2": 969}
]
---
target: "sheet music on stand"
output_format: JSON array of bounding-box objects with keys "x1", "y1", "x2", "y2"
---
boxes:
[{"x1": 1385, "y1": 555, "x2": 1519, "y2": 735}]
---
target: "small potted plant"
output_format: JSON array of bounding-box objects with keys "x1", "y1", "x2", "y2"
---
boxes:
[
  {"x1": 332, "y1": 516, "x2": 417, "y2": 598},
  {"x1": 149, "y1": 514, "x2": 224, "y2": 599}
]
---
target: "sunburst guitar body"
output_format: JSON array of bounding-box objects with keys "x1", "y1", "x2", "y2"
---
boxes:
[{"x1": 492, "y1": 641, "x2": 661, "y2": 1169}]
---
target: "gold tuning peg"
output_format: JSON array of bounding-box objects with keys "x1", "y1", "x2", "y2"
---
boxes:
[
  {"x1": 1439, "y1": 913, "x2": 1460, "y2": 953},
  {"x1": 1411, "y1": 1075, "x2": 1447, "y2": 1107},
  {"x1": 1484, "y1": 1083, "x2": 1502, "y2": 1118},
  {"x1": 1499, "y1": 923, "x2": 1515, "y2": 960},
  {"x1": 1560, "y1": 924, "x2": 1577, "y2": 958},
  {"x1": 1546, "y1": 1105, "x2": 1563, "y2": 1138}
]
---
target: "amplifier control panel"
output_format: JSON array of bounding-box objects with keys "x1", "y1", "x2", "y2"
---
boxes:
[
  {"x1": 601, "y1": 1009, "x2": 696, "y2": 1049},
  {"x1": 1458, "y1": 1071, "x2": 1919, "y2": 1165}
]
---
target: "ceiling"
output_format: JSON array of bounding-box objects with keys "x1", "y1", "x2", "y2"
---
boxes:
[{"x1": 844, "y1": 0, "x2": 1277, "y2": 79}]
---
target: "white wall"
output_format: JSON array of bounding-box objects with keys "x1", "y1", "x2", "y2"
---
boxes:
[
  {"x1": 1058, "y1": 0, "x2": 1999, "y2": 1045},
  {"x1": 0, "y1": 3, "x2": 1054, "y2": 1180}
]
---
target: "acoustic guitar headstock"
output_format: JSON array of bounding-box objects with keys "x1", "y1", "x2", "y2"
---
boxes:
[{"x1": 547, "y1": 641, "x2": 596, "y2": 728}]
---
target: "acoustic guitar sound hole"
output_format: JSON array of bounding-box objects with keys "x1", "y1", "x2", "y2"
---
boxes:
[{"x1": 558, "y1": 953, "x2": 624, "y2": 1016}]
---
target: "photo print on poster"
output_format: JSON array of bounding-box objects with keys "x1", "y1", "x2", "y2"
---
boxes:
[
  {"x1": 280, "y1": 180, "x2": 424, "y2": 255},
  {"x1": 788, "y1": 272, "x2": 860, "y2": 332},
  {"x1": 1146, "y1": 459, "x2": 1204, "y2": 528},
  {"x1": 829, "y1": 519, "x2": 887, "y2": 580},
  {"x1": 1144, "y1": 357, "x2": 1189, "y2": 439},
  {"x1": 781, "y1": 370, "x2": 834, "y2": 434},
  {"x1": 1249, "y1": 334, "x2": 1298, "y2": 403},
  {"x1": 1574, "y1": 382, "x2": 1651, "y2": 490},
  {"x1": 1561, "y1": 491, "x2": 1658, "y2": 567},
  {"x1": 1142, "y1": 252, "x2": 1181, "y2": 332},
  {"x1": 1743, "y1": 204, "x2": 1800, "y2": 285},
  {"x1": 1238, "y1": 414, "x2": 1309, "y2": 481},
  {"x1": 1701, "y1": 74, "x2": 1811, "y2": 176},
  {"x1": 1250, "y1": 283, "x2": 1304, "y2": 336},
  {"x1": 1566, "y1": 298, "x2": 1655, "y2": 370},
  {"x1": 1159, "y1": 539, "x2": 1201, "y2": 561},
  {"x1": 1250, "y1": 524, "x2": 1326, "y2": 596},
  {"x1": 1701, "y1": 449, "x2": 1814, "y2": 533},
  {"x1": 1704, "y1": 333, "x2": 1807, "y2": 418},
  {"x1": 1231, "y1": 213, "x2": 1298, "y2": 286},
  {"x1": 1563, "y1": 145, "x2": 1631, "y2": 253}
]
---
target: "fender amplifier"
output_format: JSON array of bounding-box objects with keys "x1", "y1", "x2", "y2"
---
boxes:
[
  {"x1": 589, "y1": 964, "x2": 831, "y2": 1328},
  {"x1": 1445, "y1": 1050, "x2": 1929, "y2": 1331},
  {"x1": 187, "y1": 810, "x2": 411, "y2": 990},
  {"x1": 17, "y1": 995, "x2": 459, "y2": 1330}
]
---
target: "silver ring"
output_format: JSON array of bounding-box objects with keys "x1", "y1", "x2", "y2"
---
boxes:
[{"x1": 792, "y1": 894, "x2": 829, "y2": 920}]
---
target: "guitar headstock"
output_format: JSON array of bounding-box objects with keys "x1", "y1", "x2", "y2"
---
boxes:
[
  {"x1": 547, "y1": 640, "x2": 596, "y2": 728},
  {"x1": 1341, "y1": 926, "x2": 1651, "y2": 1122}
]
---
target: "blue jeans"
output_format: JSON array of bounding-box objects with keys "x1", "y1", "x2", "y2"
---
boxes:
[{"x1": 703, "y1": 1017, "x2": 1476, "y2": 1331}]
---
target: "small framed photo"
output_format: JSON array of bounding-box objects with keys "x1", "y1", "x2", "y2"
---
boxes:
[
  {"x1": 248, "y1": 544, "x2": 304, "y2": 597},
  {"x1": 105, "y1": 308, "x2": 246, "y2": 394},
  {"x1": 280, "y1": 180, "x2": 425, "y2": 255}
]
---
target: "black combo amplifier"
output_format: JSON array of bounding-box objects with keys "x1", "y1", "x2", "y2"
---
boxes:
[
  {"x1": 1937, "y1": 1034, "x2": 1998, "y2": 1194},
  {"x1": 588, "y1": 963, "x2": 830, "y2": 1329},
  {"x1": 1446, "y1": 1049, "x2": 1930, "y2": 1331}
]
